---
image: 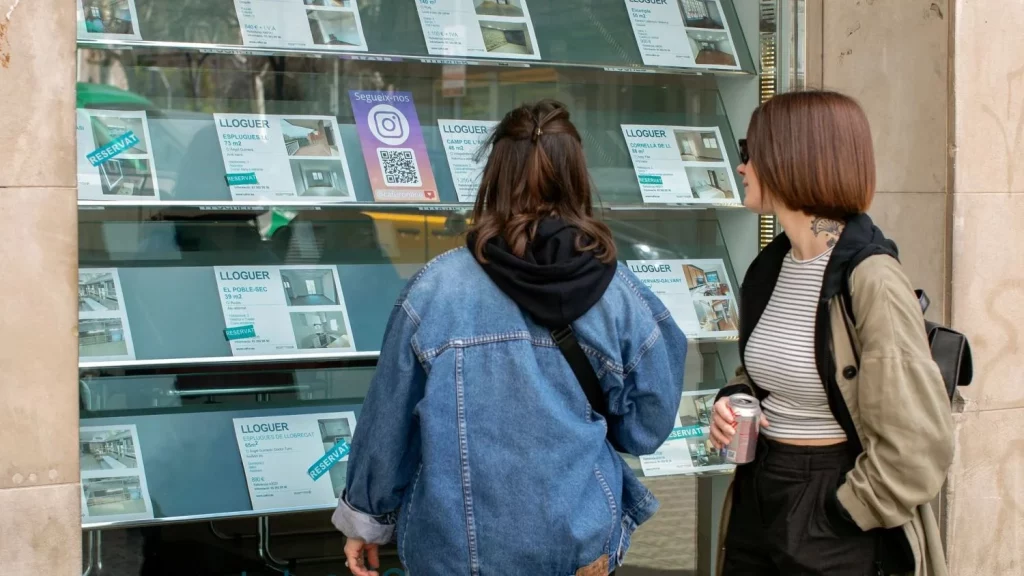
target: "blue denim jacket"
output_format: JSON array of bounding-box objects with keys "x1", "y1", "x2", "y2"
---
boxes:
[{"x1": 332, "y1": 248, "x2": 687, "y2": 575}]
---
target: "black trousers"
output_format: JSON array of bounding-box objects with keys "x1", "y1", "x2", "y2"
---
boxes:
[{"x1": 722, "y1": 437, "x2": 883, "y2": 576}]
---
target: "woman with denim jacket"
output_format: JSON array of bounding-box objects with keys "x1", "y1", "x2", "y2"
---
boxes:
[
  {"x1": 709, "y1": 91, "x2": 954, "y2": 575},
  {"x1": 333, "y1": 99, "x2": 687, "y2": 576}
]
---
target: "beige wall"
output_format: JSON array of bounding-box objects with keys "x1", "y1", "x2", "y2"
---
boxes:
[
  {"x1": 807, "y1": 0, "x2": 951, "y2": 324},
  {"x1": 808, "y1": 0, "x2": 1024, "y2": 574},
  {"x1": 0, "y1": 0, "x2": 81, "y2": 574},
  {"x1": 947, "y1": 0, "x2": 1024, "y2": 574}
]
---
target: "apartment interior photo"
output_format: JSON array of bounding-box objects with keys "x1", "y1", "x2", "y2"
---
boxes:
[
  {"x1": 80, "y1": 429, "x2": 138, "y2": 472},
  {"x1": 307, "y1": 10, "x2": 361, "y2": 46},
  {"x1": 281, "y1": 269, "x2": 339, "y2": 306},
  {"x1": 479, "y1": 21, "x2": 534, "y2": 55},
  {"x1": 679, "y1": 394, "x2": 714, "y2": 427},
  {"x1": 682, "y1": 263, "x2": 731, "y2": 297},
  {"x1": 282, "y1": 119, "x2": 340, "y2": 157},
  {"x1": 676, "y1": 130, "x2": 725, "y2": 162},
  {"x1": 79, "y1": 319, "x2": 128, "y2": 357},
  {"x1": 687, "y1": 30, "x2": 736, "y2": 66},
  {"x1": 290, "y1": 311, "x2": 350, "y2": 349},
  {"x1": 83, "y1": 477, "x2": 146, "y2": 516},
  {"x1": 82, "y1": 0, "x2": 135, "y2": 35},
  {"x1": 474, "y1": 0, "x2": 525, "y2": 17},
  {"x1": 319, "y1": 418, "x2": 353, "y2": 497},
  {"x1": 288, "y1": 158, "x2": 350, "y2": 197},
  {"x1": 91, "y1": 115, "x2": 148, "y2": 154},
  {"x1": 79, "y1": 272, "x2": 119, "y2": 312},
  {"x1": 99, "y1": 158, "x2": 155, "y2": 196},
  {"x1": 303, "y1": 0, "x2": 350, "y2": 6},
  {"x1": 685, "y1": 166, "x2": 735, "y2": 200},
  {"x1": 680, "y1": 0, "x2": 725, "y2": 30},
  {"x1": 695, "y1": 299, "x2": 738, "y2": 332}
]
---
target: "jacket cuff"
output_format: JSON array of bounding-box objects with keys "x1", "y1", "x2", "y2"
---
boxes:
[
  {"x1": 331, "y1": 493, "x2": 396, "y2": 545},
  {"x1": 836, "y1": 482, "x2": 881, "y2": 532}
]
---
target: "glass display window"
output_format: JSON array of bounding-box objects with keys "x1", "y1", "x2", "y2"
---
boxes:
[{"x1": 75, "y1": 1, "x2": 782, "y2": 573}]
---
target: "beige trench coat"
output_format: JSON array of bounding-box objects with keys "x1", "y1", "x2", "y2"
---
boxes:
[{"x1": 716, "y1": 255, "x2": 954, "y2": 576}]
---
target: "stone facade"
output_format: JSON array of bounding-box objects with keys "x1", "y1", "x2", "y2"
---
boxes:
[
  {"x1": 947, "y1": 0, "x2": 1024, "y2": 573},
  {"x1": 0, "y1": 0, "x2": 1020, "y2": 574},
  {"x1": 808, "y1": 0, "x2": 1024, "y2": 574},
  {"x1": 0, "y1": 0, "x2": 81, "y2": 574}
]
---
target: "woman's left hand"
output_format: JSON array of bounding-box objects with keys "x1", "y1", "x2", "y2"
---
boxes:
[{"x1": 344, "y1": 537, "x2": 380, "y2": 576}]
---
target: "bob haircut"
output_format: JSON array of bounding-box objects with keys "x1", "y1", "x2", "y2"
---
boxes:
[
  {"x1": 747, "y1": 90, "x2": 876, "y2": 220},
  {"x1": 468, "y1": 99, "x2": 616, "y2": 263}
]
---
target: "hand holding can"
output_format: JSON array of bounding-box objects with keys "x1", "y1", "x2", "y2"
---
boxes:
[
  {"x1": 723, "y1": 394, "x2": 763, "y2": 464},
  {"x1": 710, "y1": 397, "x2": 738, "y2": 449},
  {"x1": 710, "y1": 394, "x2": 770, "y2": 464}
]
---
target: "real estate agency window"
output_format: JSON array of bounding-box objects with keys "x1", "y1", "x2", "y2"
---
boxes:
[{"x1": 74, "y1": 0, "x2": 772, "y2": 573}]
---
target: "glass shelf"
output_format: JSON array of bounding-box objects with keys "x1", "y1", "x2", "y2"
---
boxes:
[
  {"x1": 80, "y1": 205, "x2": 742, "y2": 368},
  {"x1": 78, "y1": 200, "x2": 748, "y2": 211},
  {"x1": 75, "y1": 41, "x2": 756, "y2": 78},
  {"x1": 77, "y1": 0, "x2": 756, "y2": 76},
  {"x1": 79, "y1": 337, "x2": 737, "y2": 371},
  {"x1": 79, "y1": 359, "x2": 733, "y2": 529},
  {"x1": 75, "y1": 55, "x2": 747, "y2": 210}
]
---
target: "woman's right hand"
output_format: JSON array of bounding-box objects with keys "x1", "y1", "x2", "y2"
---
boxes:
[
  {"x1": 710, "y1": 397, "x2": 737, "y2": 450},
  {"x1": 710, "y1": 396, "x2": 769, "y2": 449}
]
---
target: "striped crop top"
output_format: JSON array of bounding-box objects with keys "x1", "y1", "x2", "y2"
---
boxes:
[{"x1": 744, "y1": 248, "x2": 847, "y2": 440}]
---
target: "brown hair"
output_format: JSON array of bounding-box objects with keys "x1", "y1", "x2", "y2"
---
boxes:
[
  {"x1": 468, "y1": 99, "x2": 616, "y2": 263},
  {"x1": 746, "y1": 90, "x2": 876, "y2": 220}
]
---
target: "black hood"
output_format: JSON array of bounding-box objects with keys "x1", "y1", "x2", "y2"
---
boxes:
[
  {"x1": 467, "y1": 218, "x2": 616, "y2": 328},
  {"x1": 821, "y1": 212, "x2": 899, "y2": 300},
  {"x1": 739, "y1": 212, "x2": 898, "y2": 356}
]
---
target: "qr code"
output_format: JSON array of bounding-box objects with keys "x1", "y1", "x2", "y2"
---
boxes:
[{"x1": 378, "y1": 148, "x2": 422, "y2": 187}]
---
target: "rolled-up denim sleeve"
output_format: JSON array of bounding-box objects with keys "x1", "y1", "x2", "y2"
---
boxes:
[
  {"x1": 332, "y1": 300, "x2": 426, "y2": 544},
  {"x1": 609, "y1": 307, "x2": 688, "y2": 456}
]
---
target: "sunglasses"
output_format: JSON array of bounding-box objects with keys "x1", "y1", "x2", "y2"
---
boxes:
[{"x1": 738, "y1": 139, "x2": 749, "y2": 164}]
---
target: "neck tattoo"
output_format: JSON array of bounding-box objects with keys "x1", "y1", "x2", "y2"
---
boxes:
[{"x1": 811, "y1": 217, "x2": 844, "y2": 248}]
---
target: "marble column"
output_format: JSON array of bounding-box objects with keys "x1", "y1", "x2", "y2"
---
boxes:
[
  {"x1": 808, "y1": 0, "x2": 951, "y2": 324},
  {"x1": 946, "y1": 0, "x2": 1024, "y2": 574},
  {"x1": 808, "y1": 0, "x2": 1024, "y2": 573},
  {"x1": 0, "y1": 0, "x2": 81, "y2": 574}
]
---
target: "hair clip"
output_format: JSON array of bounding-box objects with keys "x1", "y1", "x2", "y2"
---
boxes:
[{"x1": 533, "y1": 127, "x2": 543, "y2": 142}]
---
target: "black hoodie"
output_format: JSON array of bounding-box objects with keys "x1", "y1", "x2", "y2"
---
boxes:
[{"x1": 466, "y1": 218, "x2": 616, "y2": 328}]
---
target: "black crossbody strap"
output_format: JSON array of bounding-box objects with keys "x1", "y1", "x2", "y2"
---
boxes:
[{"x1": 551, "y1": 326, "x2": 608, "y2": 420}]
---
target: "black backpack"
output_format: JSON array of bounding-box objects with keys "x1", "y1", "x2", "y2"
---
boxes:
[
  {"x1": 914, "y1": 290, "x2": 974, "y2": 401},
  {"x1": 842, "y1": 288, "x2": 973, "y2": 402}
]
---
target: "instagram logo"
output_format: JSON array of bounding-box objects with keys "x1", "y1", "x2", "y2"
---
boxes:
[
  {"x1": 373, "y1": 110, "x2": 403, "y2": 138},
  {"x1": 368, "y1": 104, "x2": 410, "y2": 146}
]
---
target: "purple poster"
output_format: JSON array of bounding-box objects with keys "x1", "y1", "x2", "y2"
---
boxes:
[{"x1": 349, "y1": 91, "x2": 439, "y2": 203}]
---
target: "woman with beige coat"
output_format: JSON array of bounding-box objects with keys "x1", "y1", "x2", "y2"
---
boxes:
[{"x1": 710, "y1": 90, "x2": 954, "y2": 576}]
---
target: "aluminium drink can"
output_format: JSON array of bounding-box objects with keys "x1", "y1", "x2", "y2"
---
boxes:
[{"x1": 724, "y1": 394, "x2": 761, "y2": 465}]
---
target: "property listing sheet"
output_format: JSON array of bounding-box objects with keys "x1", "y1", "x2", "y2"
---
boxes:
[
  {"x1": 437, "y1": 119, "x2": 498, "y2": 203},
  {"x1": 234, "y1": 0, "x2": 368, "y2": 52},
  {"x1": 77, "y1": 109, "x2": 161, "y2": 201},
  {"x1": 214, "y1": 114, "x2": 357, "y2": 202},
  {"x1": 624, "y1": 0, "x2": 741, "y2": 70},
  {"x1": 639, "y1": 390, "x2": 732, "y2": 476},
  {"x1": 233, "y1": 411, "x2": 357, "y2": 510},
  {"x1": 214, "y1": 265, "x2": 356, "y2": 357},
  {"x1": 626, "y1": 259, "x2": 739, "y2": 339},
  {"x1": 621, "y1": 124, "x2": 740, "y2": 204},
  {"x1": 415, "y1": 0, "x2": 541, "y2": 60}
]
